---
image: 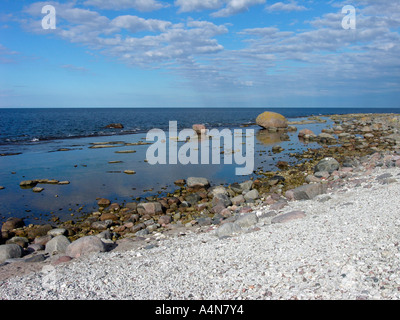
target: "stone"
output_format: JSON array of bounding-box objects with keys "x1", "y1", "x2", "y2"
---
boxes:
[
  {"x1": 314, "y1": 157, "x2": 340, "y2": 174},
  {"x1": 135, "y1": 229, "x2": 150, "y2": 237},
  {"x1": 185, "y1": 193, "x2": 201, "y2": 206},
  {"x1": 100, "y1": 213, "x2": 118, "y2": 221},
  {"x1": 187, "y1": 177, "x2": 210, "y2": 188},
  {"x1": 6, "y1": 236, "x2": 29, "y2": 248},
  {"x1": 32, "y1": 187, "x2": 44, "y2": 193},
  {"x1": 124, "y1": 170, "x2": 136, "y2": 175},
  {"x1": 256, "y1": 112, "x2": 288, "y2": 130},
  {"x1": 290, "y1": 183, "x2": 326, "y2": 200},
  {"x1": 234, "y1": 213, "x2": 258, "y2": 228},
  {"x1": 271, "y1": 211, "x2": 306, "y2": 224},
  {"x1": 215, "y1": 222, "x2": 242, "y2": 238},
  {"x1": 91, "y1": 220, "x2": 113, "y2": 231},
  {"x1": 45, "y1": 235, "x2": 71, "y2": 256},
  {"x1": 66, "y1": 236, "x2": 107, "y2": 258},
  {"x1": 0, "y1": 186, "x2": 4, "y2": 190},
  {"x1": 24, "y1": 254, "x2": 46, "y2": 263},
  {"x1": 28, "y1": 225, "x2": 53, "y2": 240},
  {"x1": 239, "y1": 180, "x2": 253, "y2": 193},
  {"x1": 298, "y1": 129, "x2": 315, "y2": 138},
  {"x1": 47, "y1": 228, "x2": 68, "y2": 237},
  {"x1": 34, "y1": 235, "x2": 52, "y2": 246},
  {"x1": 212, "y1": 193, "x2": 232, "y2": 207},
  {"x1": 244, "y1": 189, "x2": 259, "y2": 201},
  {"x1": 0, "y1": 244, "x2": 23, "y2": 263},
  {"x1": 158, "y1": 215, "x2": 172, "y2": 226},
  {"x1": 209, "y1": 186, "x2": 228, "y2": 196},
  {"x1": 19, "y1": 180, "x2": 38, "y2": 188},
  {"x1": 231, "y1": 195, "x2": 245, "y2": 206},
  {"x1": 97, "y1": 198, "x2": 111, "y2": 207},
  {"x1": 106, "y1": 123, "x2": 124, "y2": 129},
  {"x1": 137, "y1": 202, "x2": 163, "y2": 216},
  {"x1": 1, "y1": 218, "x2": 25, "y2": 235},
  {"x1": 314, "y1": 171, "x2": 330, "y2": 179},
  {"x1": 26, "y1": 243, "x2": 45, "y2": 253},
  {"x1": 192, "y1": 124, "x2": 206, "y2": 135}
]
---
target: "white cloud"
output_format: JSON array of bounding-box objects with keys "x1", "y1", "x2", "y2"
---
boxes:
[
  {"x1": 175, "y1": 0, "x2": 223, "y2": 12},
  {"x1": 265, "y1": 1, "x2": 308, "y2": 13},
  {"x1": 83, "y1": 0, "x2": 166, "y2": 11},
  {"x1": 211, "y1": 0, "x2": 266, "y2": 17},
  {"x1": 174, "y1": 0, "x2": 266, "y2": 17}
]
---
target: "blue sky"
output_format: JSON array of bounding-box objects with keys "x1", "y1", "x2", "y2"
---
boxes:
[{"x1": 0, "y1": 0, "x2": 399, "y2": 108}]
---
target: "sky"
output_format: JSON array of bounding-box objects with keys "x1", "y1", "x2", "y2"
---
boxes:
[{"x1": 0, "y1": 0, "x2": 399, "y2": 108}]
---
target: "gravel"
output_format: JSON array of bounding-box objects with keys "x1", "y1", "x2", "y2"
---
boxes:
[{"x1": 1, "y1": 166, "x2": 400, "y2": 300}]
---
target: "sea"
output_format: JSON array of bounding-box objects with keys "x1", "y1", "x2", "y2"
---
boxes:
[{"x1": 1, "y1": 107, "x2": 399, "y2": 224}]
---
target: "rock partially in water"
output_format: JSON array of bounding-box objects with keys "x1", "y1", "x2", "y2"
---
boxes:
[{"x1": 256, "y1": 112, "x2": 288, "y2": 130}]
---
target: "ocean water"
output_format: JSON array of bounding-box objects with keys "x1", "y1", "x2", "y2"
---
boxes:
[
  {"x1": 2, "y1": 107, "x2": 399, "y2": 148},
  {"x1": 0, "y1": 107, "x2": 399, "y2": 224}
]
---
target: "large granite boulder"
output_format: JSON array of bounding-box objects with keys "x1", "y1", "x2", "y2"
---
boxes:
[{"x1": 256, "y1": 112, "x2": 288, "y2": 130}]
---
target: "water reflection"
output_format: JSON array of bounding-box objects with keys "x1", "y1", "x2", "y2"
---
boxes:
[{"x1": 256, "y1": 130, "x2": 286, "y2": 145}]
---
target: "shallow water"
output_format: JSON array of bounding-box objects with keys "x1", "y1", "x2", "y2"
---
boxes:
[{"x1": 0, "y1": 117, "x2": 333, "y2": 225}]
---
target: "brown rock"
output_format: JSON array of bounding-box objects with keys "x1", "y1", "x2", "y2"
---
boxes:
[
  {"x1": 158, "y1": 215, "x2": 172, "y2": 226},
  {"x1": 106, "y1": 123, "x2": 124, "y2": 129},
  {"x1": 298, "y1": 129, "x2": 315, "y2": 138},
  {"x1": 100, "y1": 213, "x2": 118, "y2": 221},
  {"x1": 1, "y1": 218, "x2": 25, "y2": 235},
  {"x1": 256, "y1": 112, "x2": 288, "y2": 129},
  {"x1": 97, "y1": 198, "x2": 111, "y2": 207}
]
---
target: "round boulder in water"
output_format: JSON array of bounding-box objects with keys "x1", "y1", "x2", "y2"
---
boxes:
[{"x1": 256, "y1": 112, "x2": 288, "y2": 130}]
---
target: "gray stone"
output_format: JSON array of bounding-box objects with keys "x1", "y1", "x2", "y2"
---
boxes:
[
  {"x1": 66, "y1": 236, "x2": 107, "y2": 258},
  {"x1": 0, "y1": 244, "x2": 23, "y2": 263},
  {"x1": 215, "y1": 222, "x2": 242, "y2": 238},
  {"x1": 212, "y1": 193, "x2": 232, "y2": 207},
  {"x1": 234, "y1": 213, "x2": 258, "y2": 228},
  {"x1": 231, "y1": 195, "x2": 245, "y2": 206},
  {"x1": 185, "y1": 193, "x2": 201, "y2": 205},
  {"x1": 135, "y1": 229, "x2": 150, "y2": 237},
  {"x1": 239, "y1": 180, "x2": 253, "y2": 193},
  {"x1": 47, "y1": 228, "x2": 67, "y2": 237},
  {"x1": 24, "y1": 254, "x2": 46, "y2": 263},
  {"x1": 314, "y1": 157, "x2": 340, "y2": 174},
  {"x1": 291, "y1": 183, "x2": 327, "y2": 200},
  {"x1": 6, "y1": 236, "x2": 29, "y2": 248},
  {"x1": 45, "y1": 235, "x2": 71, "y2": 256},
  {"x1": 244, "y1": 189, "x2": 259, "y2": 201},
  {"x1": 137, "y1": 202, "x2": 163, "y2": 216},
  {"x1": 187, "y1": 177, "x2": 210, "y2": 188},
  {"x1": 209, "y1": 186, "x2": 228, "y2": 196},
  {"x1": 96, "y1": 230, "x2": 112, "y2": 240},
  {"x1": 91, "y1": 220, "x2": 113, "y2": 231}
]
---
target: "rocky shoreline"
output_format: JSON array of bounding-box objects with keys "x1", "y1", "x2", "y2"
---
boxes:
[{"x1": 1, "y1": 112, "x2": 400, "y2": 283}]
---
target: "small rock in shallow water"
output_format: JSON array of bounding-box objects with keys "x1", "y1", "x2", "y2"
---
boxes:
[{"x1": 32, "y1": 187, "x2": 44, "y2": 193}]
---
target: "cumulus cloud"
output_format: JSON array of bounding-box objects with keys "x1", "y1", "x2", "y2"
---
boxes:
[
  {"x1": 211, "y1": 0, "x2": 266, "y2": 17},
  {"x1": 265, "y1": 1, "x2": 308, "y2": 12},
  {"x1": 83, "y1": 0, "x2": 166, "y2": 11}
]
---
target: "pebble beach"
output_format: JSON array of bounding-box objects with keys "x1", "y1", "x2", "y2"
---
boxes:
[{"x1": 1, "y1": 158, "x2": 400, "y2": 300}]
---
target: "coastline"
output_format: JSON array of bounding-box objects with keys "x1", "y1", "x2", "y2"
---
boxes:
[{"x1": 1, "y1": 111, "x2": 400, "y2": 298}]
